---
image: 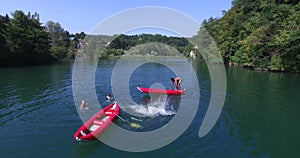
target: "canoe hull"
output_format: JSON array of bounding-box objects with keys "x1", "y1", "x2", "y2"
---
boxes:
[
  {"x1": 137, "y1": 86, "x2": 185, "y2": 95},
  {"x1": 74, "y1": 102, "x2": 120, "y2": 141}
]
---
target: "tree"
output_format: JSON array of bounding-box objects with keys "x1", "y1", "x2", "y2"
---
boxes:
[
  {"x1": 198, "y1": 0, "x2": 300, "y2": 72},
  {"x1": 45, "y1": 21, "x2": 70, "y2": 60},
  {"x1": 0, "y1": 14, "x2": 10, "y2": 65},
  {"x1": 5, "y1": 10, "x2": 53, "y2": 65}
]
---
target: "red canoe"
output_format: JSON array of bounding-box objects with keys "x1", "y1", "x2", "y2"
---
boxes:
[
  {"x1": 137, "y1": 86, "x2": 186, "y2": 95},
  {"x1": 74, "y1": 102, "x2": 120, "y2": 141}
]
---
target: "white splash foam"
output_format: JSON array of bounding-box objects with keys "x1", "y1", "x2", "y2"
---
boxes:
[{"x1": 128, "y1": 102, "x2": 176, "y2": 117}]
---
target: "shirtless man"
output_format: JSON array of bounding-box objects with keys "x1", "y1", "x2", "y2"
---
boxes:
[{"x1": 170, "y1": 77, "x2": 182, "y2": 90}]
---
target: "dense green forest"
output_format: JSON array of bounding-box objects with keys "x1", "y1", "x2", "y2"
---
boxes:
[
  {"x1": 199, "y1": 0, "x2": 300, "y2": 72},
  {"x1": 0, "y1": 10, "x2": 85, "y2": 66},
  {"x1": 1, "y1": 0, "x2": 300, "y2": 72}
]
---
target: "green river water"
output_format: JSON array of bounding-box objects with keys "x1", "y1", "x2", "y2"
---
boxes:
[{"x1": 0, "y1": 59, "x2": 299, "y2": 158}]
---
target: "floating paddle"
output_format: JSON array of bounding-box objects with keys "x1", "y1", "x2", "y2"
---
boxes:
[
  {"x1": 113, "y1": 112, "x2": 143, "y2": 129},
  {"x1": 130, "y1": 116, "x2": 143, "y2": 122},
  {"x1": 113, "y1": 112, "x2": 125, "y2": 122},
  {"x1": 111, "y1": 101, "x2": 143, "y2": 128}
]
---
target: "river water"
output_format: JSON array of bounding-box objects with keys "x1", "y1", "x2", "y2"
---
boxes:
[{"x1": 0, "y1": 58, "x2": 299, "y2": 158}]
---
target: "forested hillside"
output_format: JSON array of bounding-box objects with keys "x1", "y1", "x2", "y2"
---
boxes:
[
  {"x1": 0, "y1": 10, "x2": 85, "y2": 66},
  {"x1": 199, "y1": 0, "x2": 300, "y2": 72},
  {"x1": 81, "y1": 34, "x2": 194, "y2": 59}
]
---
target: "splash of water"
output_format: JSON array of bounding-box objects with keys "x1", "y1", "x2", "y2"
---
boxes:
[{"x1": 128, "y1": 102, "x2": 176, "y2": 117}]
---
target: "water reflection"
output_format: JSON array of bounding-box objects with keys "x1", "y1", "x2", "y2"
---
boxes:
[{"x1": 225, "y1": 66, "x2": 300, "y2": 157}]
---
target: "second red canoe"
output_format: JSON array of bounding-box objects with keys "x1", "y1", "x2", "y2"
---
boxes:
[{"x1": 137, "y1": 86, "x2": 186, "y2": 95}]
